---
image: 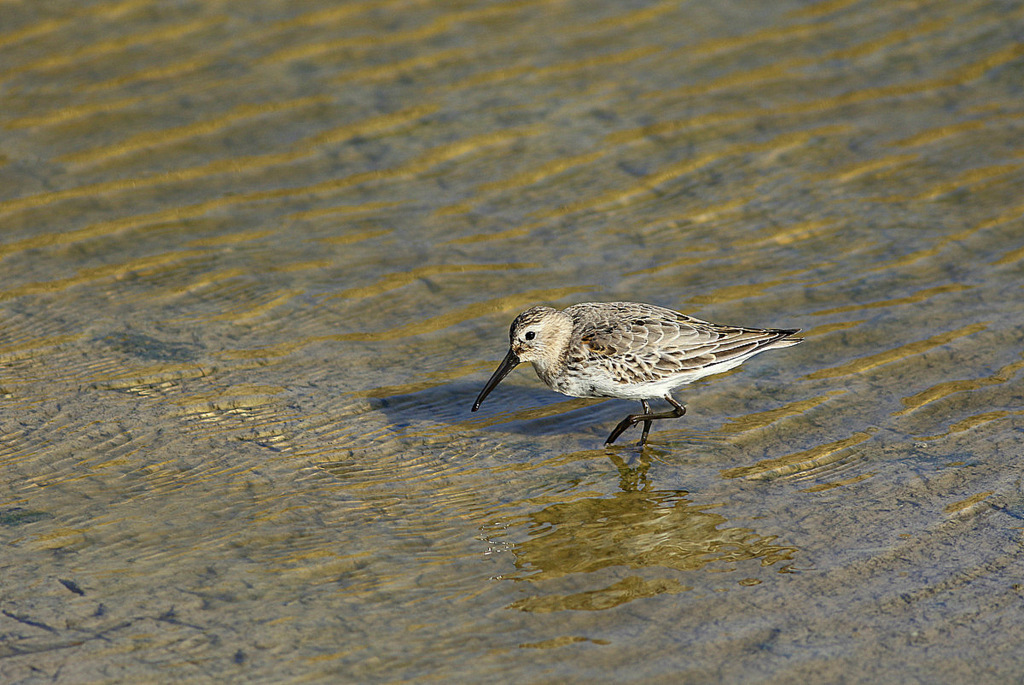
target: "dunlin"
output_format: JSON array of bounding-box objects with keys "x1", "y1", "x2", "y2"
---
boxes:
[{"x1": 471, "y1": 302, "x2": 802, "y2": 446}]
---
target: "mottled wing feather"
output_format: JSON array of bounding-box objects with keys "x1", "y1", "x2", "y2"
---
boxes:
[{"x1": 570, "y1": 302, "x2": 794, "y2": 385}]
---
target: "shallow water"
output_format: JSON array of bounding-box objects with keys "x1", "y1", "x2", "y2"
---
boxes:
[{"x1": 2, "y1": 0, "x2": 1023, "y2": 682}]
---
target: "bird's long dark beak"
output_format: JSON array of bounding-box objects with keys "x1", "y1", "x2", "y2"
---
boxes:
[{"x1": 471, "y1": 348, "x2": 520, "y2": 412}]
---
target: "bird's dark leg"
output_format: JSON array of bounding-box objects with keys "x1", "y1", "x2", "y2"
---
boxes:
[
  {"x1": 639, "y1": 400, "x2": 653, "y2": 446},
  {"x1": 605, "y1": 394, "x2": 686, "y2": 446}
]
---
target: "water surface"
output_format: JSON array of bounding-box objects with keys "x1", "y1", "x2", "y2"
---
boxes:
[{"x1": 2, "y1": 0, "x2": 1023, "y2": 681}]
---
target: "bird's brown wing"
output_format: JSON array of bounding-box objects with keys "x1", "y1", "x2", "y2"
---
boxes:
[{"x1": 572, "y1": 302, "x2": 795, "y2": 384}]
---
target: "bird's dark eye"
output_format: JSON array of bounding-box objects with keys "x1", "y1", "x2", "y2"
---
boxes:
[{"x1": 524, "y1": 331, "x2": 536, "y2": 341}]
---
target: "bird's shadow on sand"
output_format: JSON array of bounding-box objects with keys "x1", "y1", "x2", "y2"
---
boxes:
[
  {"x1": 365, "y1": 380, "x2": 717, "y2": 446},
  {"x1": 371, "y1": 380, "x2": 627, "y2": 437}
]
